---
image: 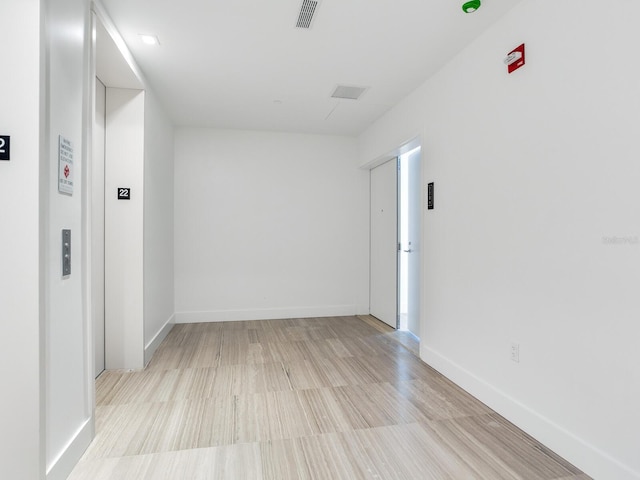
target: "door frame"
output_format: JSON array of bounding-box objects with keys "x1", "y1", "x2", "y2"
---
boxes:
[
  {"x1": 364, "y1": 137, "x2": 423, "y2": 339},
  {"x1": 90, "y1": 7, "x2": 145, "y2": 375},
  {"x1": 398, "y1": 147, "x2": 422, "y2": 338},
  {"x1": 92, "y1": 76, "x2": 106, "y2": 377}
]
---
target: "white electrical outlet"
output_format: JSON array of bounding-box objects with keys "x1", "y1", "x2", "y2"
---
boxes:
[{"x1": 511, "y1": 342, "x2": 520, "y2": 363}]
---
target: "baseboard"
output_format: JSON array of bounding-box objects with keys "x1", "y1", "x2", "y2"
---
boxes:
[
  {"x1": 175, "y1": 305, "x2": 358, "y2": 323},
  {"x1": 46, "y1": 417, "x2": 93, "y2": 480},
  {"x1": 144, "y1": 314, "x2": 175, "y2": 365},
  {"x1": 421, "y1": 345, "x2": 640, "y2": 480}
]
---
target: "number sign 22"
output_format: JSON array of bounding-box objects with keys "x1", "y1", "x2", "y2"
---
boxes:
[
  {"x1": 0, "y1": 136, "x2": 10, "y2": 161},
  {"x1": 117, "y1": 188, "x2": 131, "y2": 200}
]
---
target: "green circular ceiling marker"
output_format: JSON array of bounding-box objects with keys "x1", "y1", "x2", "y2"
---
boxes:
[{"x1": 462, "y1": 0, "x2": 481, "y2": 13}]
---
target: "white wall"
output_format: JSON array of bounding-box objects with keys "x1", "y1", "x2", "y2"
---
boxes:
[
  {"x1": 105, "y1": 88, "x2": 145, "y2": 370},
  {"x1": 45, "y1": 0, "x2": 94, "y2": 478},
  {"x1": 143, "y1": 89, "x2": 175, "y2": 362},
  {"x1": 0, "y1": 1, "x2": 44, "y2": 478},
  {"x1": 0, "y1": 3, "x2": 173, "y2": 478},
  {"x1": 1, "y1": 1, "x2": 93, "y2": 478},
  {"x1": 174, "y1": 129, "x2": 369, "y2": 322},
  {"x1": 358, "y1": 1, "x2": 640, "y2": 479}
]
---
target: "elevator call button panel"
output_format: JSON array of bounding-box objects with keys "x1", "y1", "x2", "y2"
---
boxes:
[{"x1": 62, "y1": 229, "x2": 71, "y2": 277}]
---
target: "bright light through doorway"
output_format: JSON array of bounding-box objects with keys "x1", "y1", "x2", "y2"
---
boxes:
[{"x1": 398, "y1": 146, "x2": 421, "y2": 334}]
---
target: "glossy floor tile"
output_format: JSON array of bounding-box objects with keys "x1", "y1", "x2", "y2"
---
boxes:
[{"x1": 69, "y1": 315, "x2": 590, "y2": 479}]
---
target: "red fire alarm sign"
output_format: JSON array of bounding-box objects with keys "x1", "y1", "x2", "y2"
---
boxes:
[{"x1": 505, "y1": 43, "x2": 525, "y2": 74}]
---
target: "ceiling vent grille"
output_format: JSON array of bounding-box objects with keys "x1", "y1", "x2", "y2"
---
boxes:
[
  {"x1": 296, "y1": 0, "x2": 320, "y2": 29},
  {"x1": 331, "y1": 85, "x2": 368, "y2": 100}
]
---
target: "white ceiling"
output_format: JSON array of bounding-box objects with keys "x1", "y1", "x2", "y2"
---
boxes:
[{"x1": 102, "y1": 0, "x2": 521, "y2": 136}]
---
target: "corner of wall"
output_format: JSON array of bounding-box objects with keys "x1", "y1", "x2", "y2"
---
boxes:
[
  {"x1": 421, "y1": 345, "x2": 640, "y2": 480},
  {"x1": 144, "y1": 314, "x2": 175, "y2": 366}
]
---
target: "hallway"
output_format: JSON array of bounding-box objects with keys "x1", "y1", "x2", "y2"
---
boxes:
[{"x1": 69, "y1": 316, "x2": 589, "y2": 479}]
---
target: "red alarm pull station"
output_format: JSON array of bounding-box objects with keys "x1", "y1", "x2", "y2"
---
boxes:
[{"x1": 505, "y1": 43, "x2": 525, "y2": 74}]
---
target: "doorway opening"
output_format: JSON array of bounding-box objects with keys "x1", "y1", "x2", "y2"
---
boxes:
[
  {"x1": 92, "y1": 11, "x2": 145, "y2": 376},
  {"x1": 398, "y1": 147, "x2": 421, "y2": 339},
  {"x1": 369, "y1": 144, "x2": 421, "y2": 338}
]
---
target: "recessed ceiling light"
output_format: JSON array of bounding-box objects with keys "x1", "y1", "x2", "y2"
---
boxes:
[{"x1": 139, "y1": 34, "x2": 160, "y2": 45}]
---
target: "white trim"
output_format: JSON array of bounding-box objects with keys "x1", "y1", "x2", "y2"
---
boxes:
[
  {"x1": 175, "y1": 305, "x2": 358, "y2": 324},
  {"x1": 421, "y1": 345, "x2": 640, "y2": 480},
  {"x1": 46, "y1": 418, "x2": 93, "y2": 480},
  {"x1": 144, "y1": 314, "x2": 175, "y2": 365},
  {"x1": 91, "y1": 0, "x2": 146, "y2": 88},
  {"x1": 359, "y1": 134, "x2": 422, "y2": 171}
]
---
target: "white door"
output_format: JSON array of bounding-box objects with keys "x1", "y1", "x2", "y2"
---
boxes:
[
  {"x1": 93, "y1": 77, "x2": 106, "y2": 377},
  {"x1": 405, "y1": 149, "x2": 421, "y2": 337},
  {"x1": 370, "y1": 158, "x2": 398, "y2": 328}
]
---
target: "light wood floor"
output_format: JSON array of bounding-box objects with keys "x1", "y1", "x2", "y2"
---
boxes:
[{"x1": 69, "y1": 316, "x2": 591, "y2": 480}]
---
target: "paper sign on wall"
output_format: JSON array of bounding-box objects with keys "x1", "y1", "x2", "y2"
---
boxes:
[{"x1": 58, "y1": 135, "x2": 74, "y2": 195}]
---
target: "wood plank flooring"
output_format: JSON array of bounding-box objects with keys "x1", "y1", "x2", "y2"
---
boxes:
[{"x1": 69, "y1": 316, "x2": 590, "y2": 480}]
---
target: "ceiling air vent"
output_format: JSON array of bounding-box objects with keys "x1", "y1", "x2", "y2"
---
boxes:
[
  {"x1": 331, "y1": 85, "x2": 368, "y2": 100},
  {"x1": 296, "y1": 0, "x2": 320, "y2": 29}
]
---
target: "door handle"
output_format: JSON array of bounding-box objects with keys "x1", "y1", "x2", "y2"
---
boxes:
[{"x1": 403, "y1": 249, "x2": 412, "y2": 253}]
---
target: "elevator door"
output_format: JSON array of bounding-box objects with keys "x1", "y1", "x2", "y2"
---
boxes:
[{"x1": 93, "y1": 77, "x2": 106, "y2": 377}]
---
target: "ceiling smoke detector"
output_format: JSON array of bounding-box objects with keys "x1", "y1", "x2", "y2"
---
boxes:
[
  {"x1": 296, "y1": 0, "x2": 321, "y2": 29},
  {"x1": 331, "y1": 85, "x2": 368, "y2": 101}
]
